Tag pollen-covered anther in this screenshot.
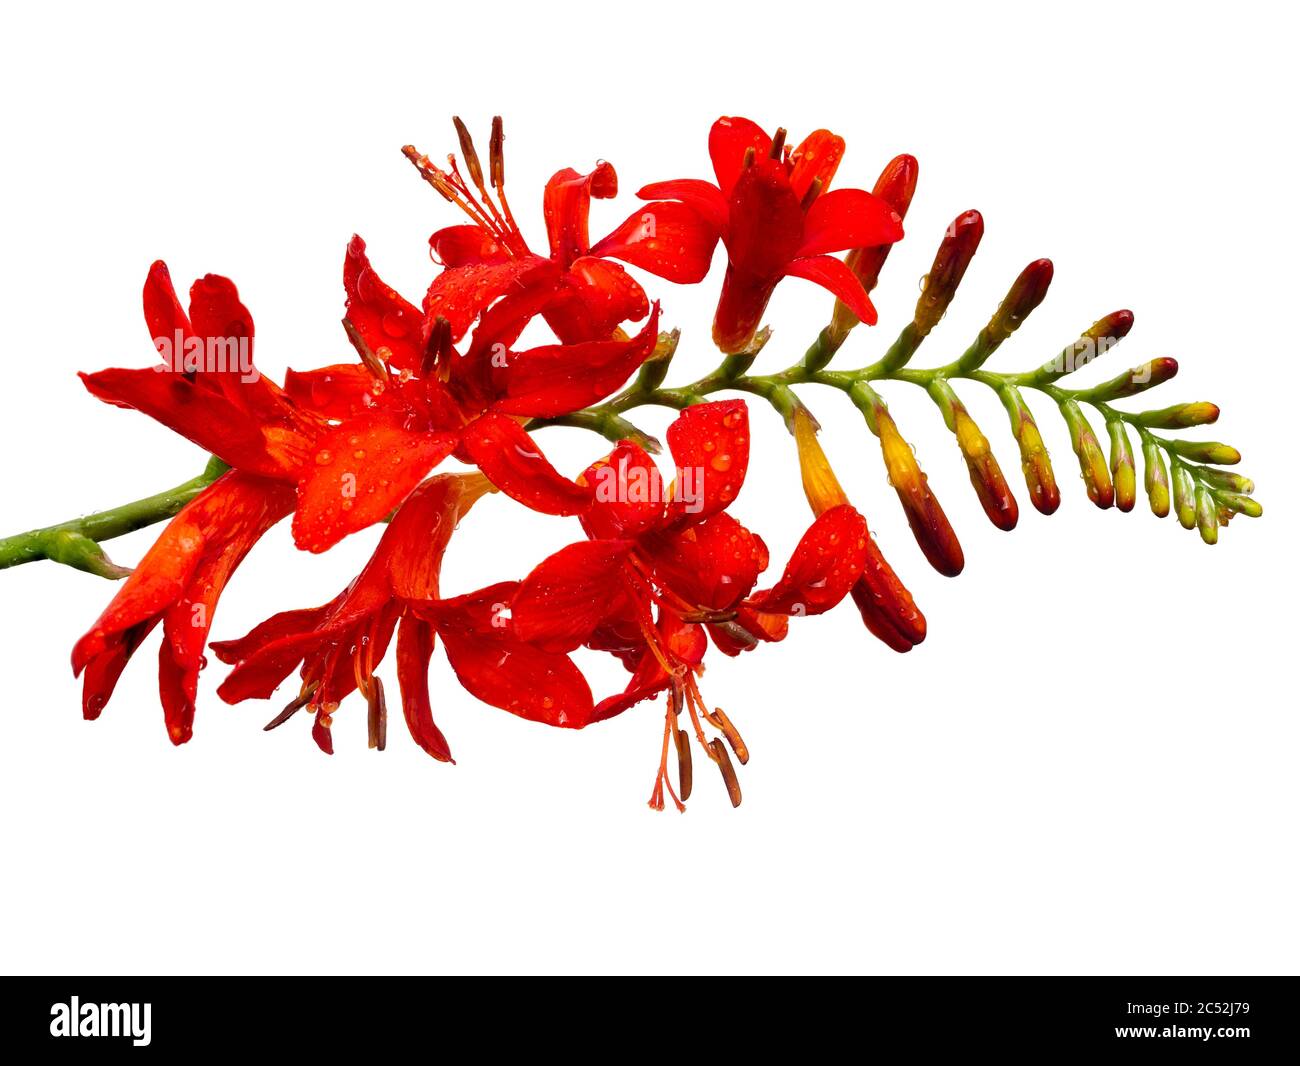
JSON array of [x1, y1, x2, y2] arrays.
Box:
[[710, 740, 743, 808], [705, 706, 749, 765], [263, 680, 319, 731]]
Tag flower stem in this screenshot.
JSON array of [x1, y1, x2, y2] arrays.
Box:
[[0, 456, 229, 577]]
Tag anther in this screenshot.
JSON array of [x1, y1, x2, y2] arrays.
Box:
[[452, 116, 485, 193], [674, 722, 693, 801], [769, 127, 787, 159], [343, 318, 390, 383], [710, 739, 743, 808], [707, 707, 749, 765], [264, 681, 319, 731], [489, 116, 505, 189], [800, 177, 824, 210], [742, 146, 756, 170], [422, 315, 452, 378], [367, 675, 388, 751]]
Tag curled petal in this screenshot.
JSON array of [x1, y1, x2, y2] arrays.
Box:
[[544, 257, 649, 344], [579, 440, 666, 540], [344, 235, 425, 370], [851, 539, 927, 653], [745, 505, 869, 616], [783, 255, 878, 326], [142, 260, 192, 352], [423, 255, 551, 342], [459, 413, 591, 515], [284, 363, 374, 421], [491, 304, 660, 418], [665, 399, 749, 523], [643, 513, 767, 612], [395, 615, 454, 762], [543, 162, 618, 267], [429, 224, 510, 268]]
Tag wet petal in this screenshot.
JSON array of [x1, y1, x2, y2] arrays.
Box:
[[511, 539, 635, 652], [745, 505, 869, 616], [665, 399, 749, 523], [459, 413, 591, 515], [344, 235, 425, 370]]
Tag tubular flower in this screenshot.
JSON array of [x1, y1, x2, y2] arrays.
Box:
[[639, 116, 904, 352], [72, 471, 294, 744], [212, 474, 594, 758], [405, 117, 715, 345], [510, 401, 870, 809]]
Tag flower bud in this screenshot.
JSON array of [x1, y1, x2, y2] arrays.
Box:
[[1079, 357, 1179, 402], [913, 210, 983, 338], [1166, 439, 1241, 465], [999, 386, 1058, 515], [876, 410, 964, 576], [1134, 402, 1220, 430], [1172, 462, 1197, 529], [1194, 485, 1220, 545], [792, 406, 849, 516], [1141, 437, 1171, 517], [1107, 421, 1137, 512], [1060, 400, 1113, 508], [955, 259, 1053, 372], [1196, 468, 1254, 494], [1028, 310, 1134, 385], [831, 154, 920, 340], [952, 407, 1018, 530], [1216, 492, 1262, 518], [851, 538, 927, 652]]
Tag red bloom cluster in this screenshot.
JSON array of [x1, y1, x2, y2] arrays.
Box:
[[72, 116, 918, 808]]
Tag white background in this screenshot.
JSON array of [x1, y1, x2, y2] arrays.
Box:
[[2, 2, 1295, 975]]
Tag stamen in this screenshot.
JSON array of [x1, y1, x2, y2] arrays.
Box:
[[705, 706, 749, 765], [422, 315, 453, 379], [342, 318, 390, 383], [366, 675, 388, 751], [489, 116, 505, 190], [710, 739, 743, 808], [742, 146, 756, 170], [800, 177, 824, 210], [264, 680, 319, 731], [452, 116, 486, 193], [673, 713, 693, 801], [648, 695, 686, 813], [769, 127, 787, 159]]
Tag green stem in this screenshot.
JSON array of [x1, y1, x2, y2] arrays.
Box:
[[0, 457, 229, 576]]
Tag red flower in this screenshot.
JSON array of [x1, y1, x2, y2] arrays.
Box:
[[72, 470, 294, 744], [405, 117, 714, 345], [212, 474, 594, 758], [509, 400, 871, 809], [640, 116, 905, 352], [283, 235, 663, 551]]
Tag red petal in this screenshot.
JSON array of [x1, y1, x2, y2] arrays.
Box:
[[511, 539, 635, 652], [292, 412, 458, 553], [385, 474, 486, 601], [707, 606, 789, 656], [423, 255, 550, 343], [395, 614, 454, 762], [542, 162, 618, 267], [543, 257, 649, 344], [724, 159, 804, 277], [429, 224, 509, 268], [188, 274, 255, 369], [591, 201, 720, 283], [491, 304, 660, 418], [459, 413, 591, 515], [142, 260, 192, 353], [636, 180, 728, 235], [788, 129, 845, 200], [798, 189, 905, 258], [643, 513, 767, 611], [441, 628, 593, 728], [79, 368, 288, 478], [783, 255, 878, 326], [708, 116, 771, 196], [210, 600, 338, 665], [579, 441, 666, 539], [79, 619, 157, 721], [284, 363, 374, 420], [665, 400, 749, 524], [344, 235, 424, 371], [745, 504, 869, 616]]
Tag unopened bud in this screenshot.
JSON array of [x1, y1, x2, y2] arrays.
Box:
[[1079, 357, 1179, 402], [953, 407, 1018, 530], [956, 259, 1053, 372], [1060, 400, 1113, 508], [1134, 403, 1221, 430], [1028, 310, 1134, 385], [877, 411, 964, 576], [1142, 438, 1171, 517], [792, 406, 850, 515], [1000, 386, 1059, 514], [1172, 462, 1197, 529], [913, 210, 983, 338], [1166, 439, 1241, 465], [1194, 485, 1220, 544], [1107, 421, 1137, 512]]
